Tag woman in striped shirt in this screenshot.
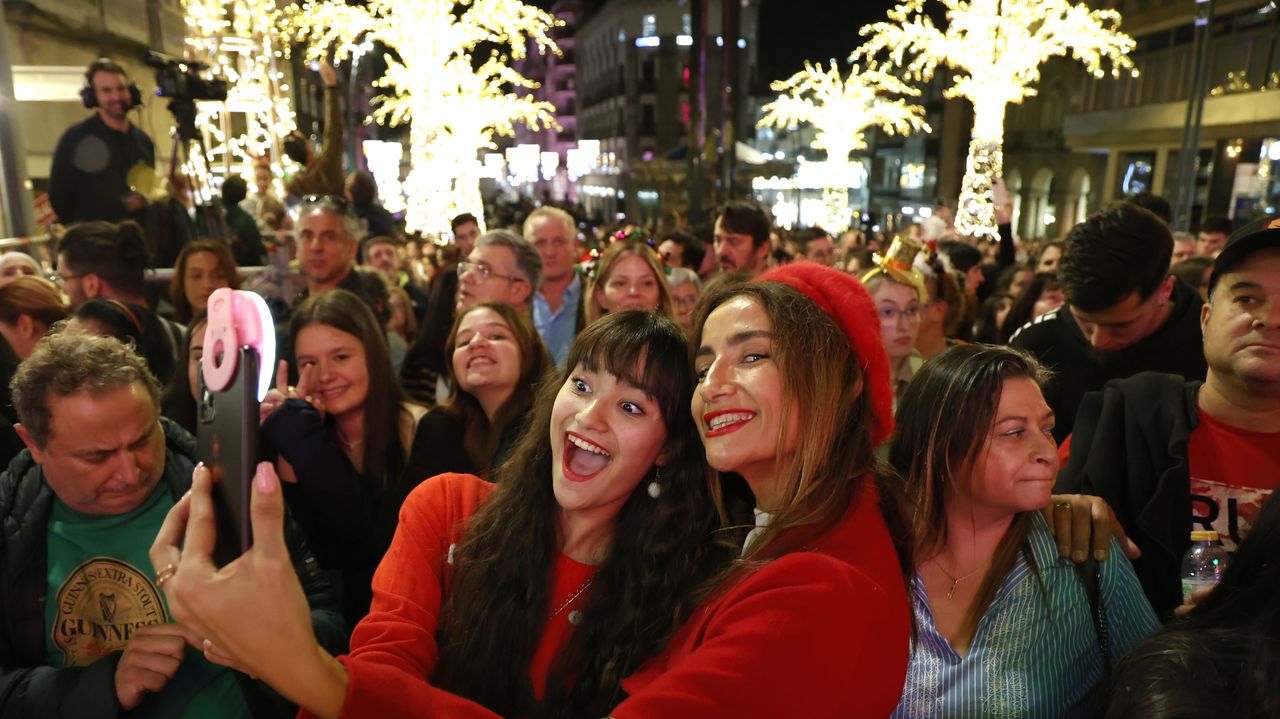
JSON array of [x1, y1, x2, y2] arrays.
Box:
[[887, 345, 1159, 718]]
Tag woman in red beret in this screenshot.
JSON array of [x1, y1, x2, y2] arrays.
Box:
[[611, 263, 913, 718]]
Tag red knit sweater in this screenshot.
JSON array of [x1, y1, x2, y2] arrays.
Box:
[[613, 479, 911, 718], [300, 473, 593, 719]]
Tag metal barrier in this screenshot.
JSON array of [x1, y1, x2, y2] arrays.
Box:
[[0, 234, 53, 251]]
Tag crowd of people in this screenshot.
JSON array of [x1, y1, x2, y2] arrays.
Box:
[[0, 56, 1277, 719]]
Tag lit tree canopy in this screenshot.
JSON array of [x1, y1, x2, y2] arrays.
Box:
[[183, 0, 296, 195], [759, 61, 930, 162], [276, 0, 561, 234], [857, 0, 1136, 239], [759, 61, 930, 232]]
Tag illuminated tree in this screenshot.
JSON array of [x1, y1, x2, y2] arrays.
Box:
[[277, 0, 560, 234], [183, 0, 296, 193], [858, 0, 1136, 239], [759, 61, 930, 232]]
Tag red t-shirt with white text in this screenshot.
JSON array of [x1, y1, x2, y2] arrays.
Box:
[[1187, 408, 1280, 551]]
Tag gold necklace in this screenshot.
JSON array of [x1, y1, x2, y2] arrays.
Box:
[[552, 576, 594, 625], [934, 561, 986, 600]]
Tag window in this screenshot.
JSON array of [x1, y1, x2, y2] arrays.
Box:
[[643, 14, 657, 38]]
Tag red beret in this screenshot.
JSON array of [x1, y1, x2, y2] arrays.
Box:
[[757, 263, 894, 446]]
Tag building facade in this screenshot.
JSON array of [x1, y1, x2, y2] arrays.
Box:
[[574, 0, 760, 225], [1004, 0, 1280, 240]]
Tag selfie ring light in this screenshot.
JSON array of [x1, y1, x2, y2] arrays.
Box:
[[201, 288, 276, 401]]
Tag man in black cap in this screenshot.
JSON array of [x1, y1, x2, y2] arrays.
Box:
[[1056, 215, 1280, 616]]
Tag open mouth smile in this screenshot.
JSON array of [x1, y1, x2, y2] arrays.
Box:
[[703, 409, 756, 437], [563, 431, 612, 481]]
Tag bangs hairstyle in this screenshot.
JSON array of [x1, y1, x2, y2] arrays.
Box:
[[691, 280, 878, 562], [433, 311, 732, 719], [886, 344, 1050, 640]]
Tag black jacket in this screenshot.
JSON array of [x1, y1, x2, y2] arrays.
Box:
[[0, 418, 347, 718], [49, 115, 155, 225], [1055, 372, 1201, 616], [401, 265, 459, 404], [1011, 279, 1207, 443], [264, 399, 447, 624]]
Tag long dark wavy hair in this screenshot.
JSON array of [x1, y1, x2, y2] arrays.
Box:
[[432, 311, 734, 718], [289, 289, 407, 490], [443, 301, 553, 475]]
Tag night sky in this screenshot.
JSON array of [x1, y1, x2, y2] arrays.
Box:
[[756, 0, 898, 85]]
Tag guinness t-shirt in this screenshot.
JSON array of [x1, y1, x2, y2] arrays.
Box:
[[44, 482, 250, 718]]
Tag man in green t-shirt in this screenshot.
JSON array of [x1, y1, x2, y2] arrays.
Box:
[[0, 330, 345, 717]]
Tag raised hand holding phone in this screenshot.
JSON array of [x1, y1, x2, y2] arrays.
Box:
[[149, 463, 349, 717]]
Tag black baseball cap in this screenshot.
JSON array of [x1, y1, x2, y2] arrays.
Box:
[[1208, 215, 1280, 294]]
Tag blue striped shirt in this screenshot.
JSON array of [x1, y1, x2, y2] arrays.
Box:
[[533, 272, 582, 367], [891, 513, 1159, 718]]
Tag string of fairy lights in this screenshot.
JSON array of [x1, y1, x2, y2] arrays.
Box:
[[183, 0, 296, 198]]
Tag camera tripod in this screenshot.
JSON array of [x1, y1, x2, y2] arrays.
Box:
[[164, 96, 227, 242]]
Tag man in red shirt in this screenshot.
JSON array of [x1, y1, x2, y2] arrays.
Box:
[[1057, 215, 1280, 615]]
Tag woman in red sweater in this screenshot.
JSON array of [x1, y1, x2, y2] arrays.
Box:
[[151, 311, 733, 718], [610, 264, 914, 718]]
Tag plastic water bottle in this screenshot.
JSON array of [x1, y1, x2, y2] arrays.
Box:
[[1181, 530, 1231, 603]]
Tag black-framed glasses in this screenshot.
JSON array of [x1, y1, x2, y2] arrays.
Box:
[[50, 271, 83, 286], [458, 260, 524, 284]]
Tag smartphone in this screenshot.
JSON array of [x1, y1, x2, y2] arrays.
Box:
[[196, 289, 275, 566], [197, 347, 259, 566]]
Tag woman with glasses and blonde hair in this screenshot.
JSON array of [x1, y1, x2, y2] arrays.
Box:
[[586, 238, 675, 324], [886, 344, 1158, 716], [862, 235, 928, 410]]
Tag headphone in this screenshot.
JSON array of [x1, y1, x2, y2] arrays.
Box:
[[80, 58, 143, 110]]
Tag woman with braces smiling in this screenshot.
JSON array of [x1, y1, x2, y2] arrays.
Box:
[[610, 263, 914, 718]]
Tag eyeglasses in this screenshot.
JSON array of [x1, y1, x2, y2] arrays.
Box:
[[51, 271, 83, 287], [878, 306, 921, 323], [458, 260, 524, 284]]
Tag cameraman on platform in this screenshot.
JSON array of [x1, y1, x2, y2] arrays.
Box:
[[50, 59, 155, 225]]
